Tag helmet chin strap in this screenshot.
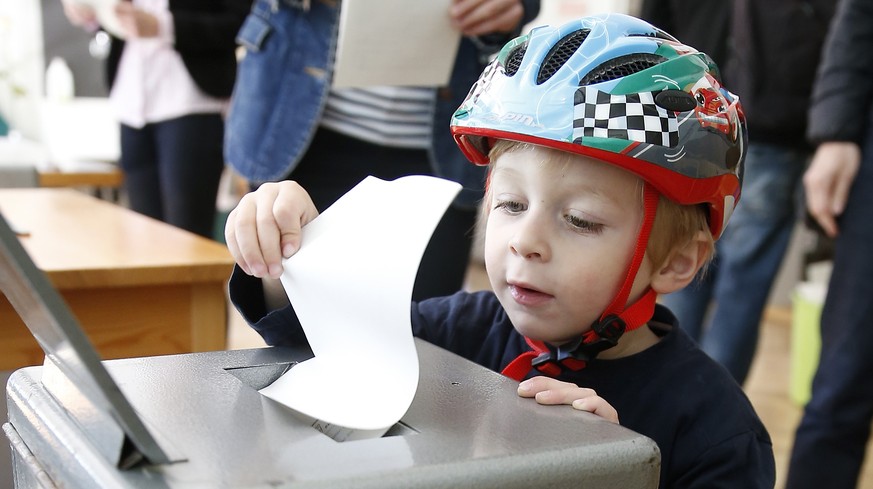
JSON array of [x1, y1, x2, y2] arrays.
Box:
[[502, 183, 660, 381]]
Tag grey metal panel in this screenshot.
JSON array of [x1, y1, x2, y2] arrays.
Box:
[[3, 422, 56, 489], [0, 213, 171, 466], [7, 343, 661, 488]]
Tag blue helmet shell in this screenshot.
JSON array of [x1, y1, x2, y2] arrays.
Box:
[[451, 13, 746, 239]]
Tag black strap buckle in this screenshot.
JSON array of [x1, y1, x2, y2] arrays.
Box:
[[528, 315, 627, 373], [571, 315, 626, 362], [531, 349, 557, 368]]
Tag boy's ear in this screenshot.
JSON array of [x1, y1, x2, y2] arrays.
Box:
[[650, 231, 711, 295]]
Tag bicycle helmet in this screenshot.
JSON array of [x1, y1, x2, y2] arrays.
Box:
[[451, 14, 747, 379], [451, 13, 745, 240]]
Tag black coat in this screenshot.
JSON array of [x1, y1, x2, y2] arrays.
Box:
[[806, 0, 873, 145], [726, 0, 835, 145], [105, 0, 250, 99], [639, 0, 731, 70]]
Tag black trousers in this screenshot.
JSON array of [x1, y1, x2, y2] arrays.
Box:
[[785, 122, 873, 489], [120, 113, 225, 238], [280, 127, 478, 301]]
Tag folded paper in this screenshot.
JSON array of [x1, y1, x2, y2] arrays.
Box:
[[259, 175, 461, 440]]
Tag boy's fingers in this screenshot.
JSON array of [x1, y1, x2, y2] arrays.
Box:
[[273, 181, 319, 260], [517, 376, 561, 397], [533, 387, 598, 406], [244, 181, 320, 279], [224, 207, 249, 275], [232, 193, 271, 277], [572, 398, 619, 424], [253, 184, 288, 278], [518, 376, 591, 402], [224, 181, 319, 279], [517, 377, 618, 423], [224, 181, 320, 279]]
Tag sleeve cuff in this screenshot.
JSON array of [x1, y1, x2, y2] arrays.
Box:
[[156, 9, 175, 44]]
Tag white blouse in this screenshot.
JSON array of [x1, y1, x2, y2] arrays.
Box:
[[109, 0, 226, 128]]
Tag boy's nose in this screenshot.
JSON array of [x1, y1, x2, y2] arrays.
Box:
[[509, 218, 550, 261]]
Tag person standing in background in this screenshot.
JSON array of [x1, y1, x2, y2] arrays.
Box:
[[655, 0, 835, 385], [224, 0, 541, 301], [638, 0, 730, 69], [61, 0, 249, 238], [785, 0, 873, 487]]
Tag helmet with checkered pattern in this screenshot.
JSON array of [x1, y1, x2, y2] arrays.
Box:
[[451, 13, 746, 240]]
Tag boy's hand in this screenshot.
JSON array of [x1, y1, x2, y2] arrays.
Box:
[[518, 376, 619, 424], [225, 181, 320, 280], [449, 0, 524, 37]]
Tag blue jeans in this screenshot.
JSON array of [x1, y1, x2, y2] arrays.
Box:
[[659, 142, 808, 384], [121, 114, 225, 238], [785, 128, 873, 489]]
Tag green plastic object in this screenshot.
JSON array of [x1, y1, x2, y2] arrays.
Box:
[[790, 287, 824, 406]]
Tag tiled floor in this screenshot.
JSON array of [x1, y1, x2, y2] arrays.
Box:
[[743, 307, 873, 489]]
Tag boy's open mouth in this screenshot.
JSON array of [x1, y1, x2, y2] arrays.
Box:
[[508, 283, 553, 306]]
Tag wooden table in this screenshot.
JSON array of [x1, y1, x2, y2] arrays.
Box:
[[37, 162, 124, 202], [0, 188, 235, 370], [37, 167, 123, 189]]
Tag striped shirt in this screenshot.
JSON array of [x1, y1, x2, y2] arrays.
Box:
[[320, 86, 434, 149]]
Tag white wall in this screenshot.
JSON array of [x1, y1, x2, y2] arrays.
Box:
[[0, 0, 45, 140]]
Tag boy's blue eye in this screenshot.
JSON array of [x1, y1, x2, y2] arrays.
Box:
[[566, 214, 603, 234], [494, 200, 525, 213]]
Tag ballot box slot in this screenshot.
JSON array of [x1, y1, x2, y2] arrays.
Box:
[[224, 363, 421, 441], [224, 362, 295, 390]]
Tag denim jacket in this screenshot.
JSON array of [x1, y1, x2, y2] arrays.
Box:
[[224, 0, 540, 209]]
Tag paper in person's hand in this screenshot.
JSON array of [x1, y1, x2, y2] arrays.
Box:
[[332, 0, 462, 88]]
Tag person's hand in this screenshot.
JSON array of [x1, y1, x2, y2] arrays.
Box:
[[61, 0, 98, 29], [803, 141, 861, 238], [114, 3, 160, 38], [517, 376, 619, 424], [449, 0, 524, 37], [225, 181, 320, 280]]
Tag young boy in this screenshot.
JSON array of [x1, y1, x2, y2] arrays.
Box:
[[225, 13, 775, 488]]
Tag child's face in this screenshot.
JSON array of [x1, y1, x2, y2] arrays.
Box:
[[484, 145, 649, 345]]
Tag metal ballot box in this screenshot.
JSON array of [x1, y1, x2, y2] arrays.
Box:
[[5, 342, 660, 488], [0, 212, 661, 488]]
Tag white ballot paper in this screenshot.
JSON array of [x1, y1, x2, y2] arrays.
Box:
[[259, 175, 462, 441], [332, 0, 462, 88], [70, 0, 126, 39]]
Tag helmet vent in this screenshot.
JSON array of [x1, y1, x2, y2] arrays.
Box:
[[504, 44, 527, 76], [579, 53, 667, 86], [629, 30, 678, 42], [536, 29, 590, 84]]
